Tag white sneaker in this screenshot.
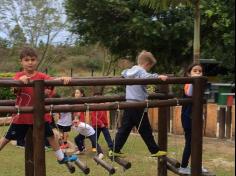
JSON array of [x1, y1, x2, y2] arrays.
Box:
[[202, 166, 208, 173], [98, 153, 104, 160], [179, 167, 191, 174]]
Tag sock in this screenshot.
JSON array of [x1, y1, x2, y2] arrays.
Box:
[[55, 149, 64, 161]]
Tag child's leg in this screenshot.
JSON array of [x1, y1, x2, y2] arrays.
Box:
[[1, 124, 29, 151], [95, 128, 102, 140], [181, 128, 192, 168], [74, 134, 86, 151], [134, 110, 159, 154], [0, 137, 10, 151], [89, 134, 103, 154], [101, 128, 113, 150], [114, 109, 133, 153], [45, 123, 64, 160]]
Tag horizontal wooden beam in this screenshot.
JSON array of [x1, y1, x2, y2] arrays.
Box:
[[0, 77, 207, 87], [0, 93, 174, 106], [0, 98, 192, 113]]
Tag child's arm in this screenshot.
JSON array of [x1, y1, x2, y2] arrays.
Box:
[[184, 84, 193, 96]]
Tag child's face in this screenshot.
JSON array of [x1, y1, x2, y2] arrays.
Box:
[[75, 89, 82, 98], [141, 62, 154, 71], [20, 56, 38, 73], [190, 65, 203, 77]]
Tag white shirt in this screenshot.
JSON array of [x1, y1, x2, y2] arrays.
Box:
[[57, 112, 72, 127], [72, 122, 95, 137]]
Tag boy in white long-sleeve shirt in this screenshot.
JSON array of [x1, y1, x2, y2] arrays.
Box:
[[73, 119, 104, 159]]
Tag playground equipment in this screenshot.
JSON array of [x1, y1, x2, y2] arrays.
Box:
[[0, 76, 215, 176]]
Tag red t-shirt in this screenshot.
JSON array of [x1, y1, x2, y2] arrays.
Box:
[[12, 71, 52, 124], [91, 111, 108, 128]]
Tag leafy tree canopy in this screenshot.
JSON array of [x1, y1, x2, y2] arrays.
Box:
[[65, 0, 234, 76], [65, 0, 194, 73]]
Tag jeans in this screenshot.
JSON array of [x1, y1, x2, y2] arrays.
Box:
[[181, 128, 192, 168], [74, 134, 103, 154], [114, 108, 159, 154], [96, 127, 113, 150]]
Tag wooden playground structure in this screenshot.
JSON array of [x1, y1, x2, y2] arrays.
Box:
[[0, 76, 216, 176]]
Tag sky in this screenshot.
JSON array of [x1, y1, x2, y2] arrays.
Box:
[[0, 0, 75, 45]]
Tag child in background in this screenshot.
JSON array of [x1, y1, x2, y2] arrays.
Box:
[[0, 47, 77, 164], [179, 63, 208, 174], [91, 92, 113, 151], [109, 50, 168, 158], [57, 111, 73, 149], [73, 88, 96, 152], [72, 118, 104, 159]]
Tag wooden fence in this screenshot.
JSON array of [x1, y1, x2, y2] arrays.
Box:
[[0, 77, 207, 176]]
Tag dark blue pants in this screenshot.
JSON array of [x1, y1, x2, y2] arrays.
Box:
[[74, 134, 103, 154], [96, 127, 113, 150], [114, 108, 159, 154], [181, 128, 192, 168]]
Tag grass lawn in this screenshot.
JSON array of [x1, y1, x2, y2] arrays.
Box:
[[0, 129, 234, 176]]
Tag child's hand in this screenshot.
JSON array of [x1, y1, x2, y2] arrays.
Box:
[[19, 75, 30, 84], [55, 77, 72, 85], [158, 75, 168, 81]]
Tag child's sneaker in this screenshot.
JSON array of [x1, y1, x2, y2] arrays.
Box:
[[202, 166, 208, 173], [178, 167, 191, 174], [91, 148, 97, 152], [58, 155, 77, 164], [108, 150, 125, 158], [97, 153, 104, 160], [150, 150, 167, 157]]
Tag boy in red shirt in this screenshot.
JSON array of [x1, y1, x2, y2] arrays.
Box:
[[91, 92, 113, 151], [0, 47, 77, 164]]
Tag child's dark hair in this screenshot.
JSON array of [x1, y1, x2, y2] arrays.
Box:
[[75, 88, 85, 97], [184, 63, 203, 77], [20, 47, 38, 60]]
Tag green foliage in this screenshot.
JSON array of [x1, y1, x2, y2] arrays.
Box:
[[10, 25, 26, 47], [65, 0, 194, 73], [0, 37, 10, 48], [65, 0, 234, 80], [201, 0, 235, 80], [0, 72, 16, 100]]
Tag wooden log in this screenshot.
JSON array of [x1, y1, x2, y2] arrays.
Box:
[[191, 78, 206, 176], [65, 162, 76, 173], [33, 80, 46, 176], [164, 156, 181, 168], [93, 156, 115, 175], [74, 159, 90, 175], [226, 106, 232, 139], [218, 107, 226, 139], [25, 128, 34, 176], [109, 157, 131, 170]]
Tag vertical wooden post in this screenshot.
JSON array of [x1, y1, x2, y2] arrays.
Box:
[[226, 106, 232, 139], [219, 107, 226, 139], [191, 77, 207, 176], [25, 128, 34, 176], [158, 85, 169, 176], [33, 80, 46, 176]]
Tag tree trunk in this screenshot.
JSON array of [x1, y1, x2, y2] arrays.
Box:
[[193, 0, 200, 64]]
